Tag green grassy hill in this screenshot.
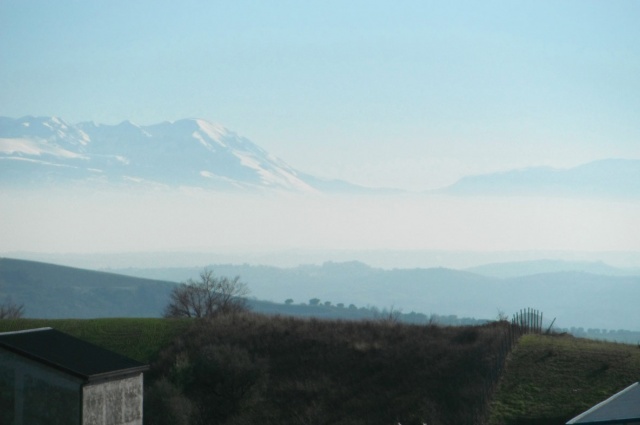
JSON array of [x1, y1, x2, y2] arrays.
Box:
[[0, 318, 190, 363], [489, 334, 640, 425]]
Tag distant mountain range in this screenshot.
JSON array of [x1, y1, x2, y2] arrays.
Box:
[[466, 259, 640, 279], [2, 115, 639, 196], [435, 159, 640, 198], [0, 116, 379, 193]]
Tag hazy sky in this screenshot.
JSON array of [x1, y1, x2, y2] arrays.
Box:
[[2, 0, 639, 190]]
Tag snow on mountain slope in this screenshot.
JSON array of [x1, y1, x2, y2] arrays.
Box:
[[0, 116, 325, 192], [0, 137, 85, 159]]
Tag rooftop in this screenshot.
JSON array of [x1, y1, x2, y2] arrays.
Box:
[[0, 327, 148, 382], [567, 382, 640, 424]]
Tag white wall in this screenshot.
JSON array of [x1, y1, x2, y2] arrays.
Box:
[[82, 373, 144, 425]]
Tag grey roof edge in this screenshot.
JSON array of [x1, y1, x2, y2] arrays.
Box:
[[6, 347, 149, 381], [566, 382, 640, 424], [0, 328, 149, 381], [86, 365, 150, 383], [0, 343, 91, 380], [0, 327, 53, 336]]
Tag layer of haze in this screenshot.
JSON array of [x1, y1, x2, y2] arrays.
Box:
[[3, 189, 640, 268], [2, 1, 640, 190]]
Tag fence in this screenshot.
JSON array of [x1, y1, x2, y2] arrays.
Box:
[[511, 308, 544, 335], [474, 308, 545, 424]]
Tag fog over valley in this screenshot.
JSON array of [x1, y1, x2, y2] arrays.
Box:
[[3, 188, 640, 265]]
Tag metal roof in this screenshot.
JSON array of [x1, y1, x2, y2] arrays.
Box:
[[0, 327, 148, 382], [567, 382, 640, 424]]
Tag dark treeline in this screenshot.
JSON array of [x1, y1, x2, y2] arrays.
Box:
[[249, 298, 486, 326]]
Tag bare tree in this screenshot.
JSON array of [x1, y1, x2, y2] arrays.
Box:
[[164, 269, 250, 318], [0, 298, 24, 319], [373, 305, 402, 325]]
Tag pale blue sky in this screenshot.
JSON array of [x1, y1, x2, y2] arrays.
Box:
[[2, 0, 639, 190]]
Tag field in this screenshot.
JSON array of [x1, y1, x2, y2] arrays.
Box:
[[489, 333, 640, 425], [0, 318, 190, 363]]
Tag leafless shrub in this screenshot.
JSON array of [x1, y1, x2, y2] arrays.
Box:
[[0, 298, 24, 319], [163, 269, 249, 318]]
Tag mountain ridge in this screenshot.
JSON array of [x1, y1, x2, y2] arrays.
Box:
[[435, 158, 640, 198], [0, 115, 374, 193], [3, 115, 640, 197]]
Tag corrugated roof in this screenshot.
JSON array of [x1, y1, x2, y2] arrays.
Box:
[[0, 327, 148, 382], [567, 382, 640, 424]]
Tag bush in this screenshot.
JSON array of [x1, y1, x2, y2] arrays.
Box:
[[148, 314, 514, 425]]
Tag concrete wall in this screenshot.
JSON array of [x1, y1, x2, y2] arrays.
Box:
[[82, 373, 144, 425], [0, 348, 82, 425]]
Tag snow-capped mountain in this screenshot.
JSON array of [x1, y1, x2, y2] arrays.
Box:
[[0, 116, 363, 193]]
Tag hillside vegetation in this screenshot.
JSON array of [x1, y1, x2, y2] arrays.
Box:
[[145, 314, 513, 425], [0, 317, 514, 425], [2, 317, 640, 424]]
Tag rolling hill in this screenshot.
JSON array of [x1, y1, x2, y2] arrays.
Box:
[[112, 261, 640, 332], [4, 257, 640, 335], [0, 257, 174, 318]]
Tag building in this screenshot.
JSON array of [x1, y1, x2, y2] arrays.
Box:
[[0, 327, 149, 425], [566, 382, 640, 424]]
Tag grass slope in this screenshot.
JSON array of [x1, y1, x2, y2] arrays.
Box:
[[489, 334, 640, 425], [0, 318, 190, 363]]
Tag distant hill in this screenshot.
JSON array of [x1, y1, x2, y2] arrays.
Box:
[[113, 261, 497, 317], [4, 257, 640, 333], [0, 257, 175, 318], [0, 257, 470, 324], [435, 158, 640, 198], [466, 259, 640, 279], [113, 261, 640, 332]]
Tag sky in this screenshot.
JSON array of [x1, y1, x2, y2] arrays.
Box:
[[1, 0, 640, 270], [1, 0, 640, 191]]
